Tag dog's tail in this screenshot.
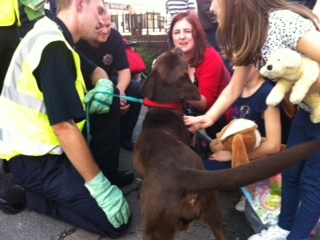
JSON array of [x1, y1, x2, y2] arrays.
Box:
[[182, 141, 320, 193]]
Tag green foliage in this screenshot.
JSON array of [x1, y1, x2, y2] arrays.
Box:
[[135, 41, 167, 76], [135, 46, 155, 76]]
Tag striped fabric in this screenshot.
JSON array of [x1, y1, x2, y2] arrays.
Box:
[[166, 0, 196, 29]]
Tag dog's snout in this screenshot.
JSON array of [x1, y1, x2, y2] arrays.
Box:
[[171, 47, 184, 56], [267, 65, 273, 71]]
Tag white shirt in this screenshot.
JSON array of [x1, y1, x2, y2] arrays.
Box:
[[165, 0, 196, 30], [261, 10, 315, 65]]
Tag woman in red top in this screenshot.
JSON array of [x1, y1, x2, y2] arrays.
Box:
[[168, 12, 231, 138]]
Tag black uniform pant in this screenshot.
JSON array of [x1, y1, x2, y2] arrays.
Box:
[[83, 87, 121, 176], [120, 80, 143, 142], [83, 83, 143, 176], [9, 154, 130, 238]]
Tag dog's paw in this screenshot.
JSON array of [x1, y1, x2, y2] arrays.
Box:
[[310, 113, 320, 123], [266, 92, 284, 106], [290, 84, 308, 104], [289, 91, 305, 104], [309, 104, 320, 123]]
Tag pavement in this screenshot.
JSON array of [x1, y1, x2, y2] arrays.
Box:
[[0, 106, 256, 240]]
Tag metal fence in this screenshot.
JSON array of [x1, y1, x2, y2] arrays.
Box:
[[111, 12, 167, 36]]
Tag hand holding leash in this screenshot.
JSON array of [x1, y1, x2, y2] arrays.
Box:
[[84, 79, 114, 114]]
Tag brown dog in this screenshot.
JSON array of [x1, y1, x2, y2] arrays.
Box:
[[133, 47, 320, 240]]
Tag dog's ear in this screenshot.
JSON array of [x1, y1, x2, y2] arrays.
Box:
[[140, 51, 169, 99], [140, 71, 158, 99], [177, 73, 201, 101]]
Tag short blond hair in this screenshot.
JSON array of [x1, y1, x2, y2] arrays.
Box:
[[56, 0, 91, 13]]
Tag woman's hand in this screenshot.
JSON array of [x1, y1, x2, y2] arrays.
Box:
[[209, 150, 232, 162]]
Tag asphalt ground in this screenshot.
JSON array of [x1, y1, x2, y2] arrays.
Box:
[[0, 106, 256, 240]]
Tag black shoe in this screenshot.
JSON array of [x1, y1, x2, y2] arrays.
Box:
[[120, 140, 135, 152], [0, 198, 26, 214], [107, 170, 134, 188], [0, 172, 26, 214]]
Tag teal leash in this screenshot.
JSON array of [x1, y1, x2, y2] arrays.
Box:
[[86, 104, 92, 145], [85, 92, 143, 145]]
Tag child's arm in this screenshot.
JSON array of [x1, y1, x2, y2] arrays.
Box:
[[296, 29, 320, 93], [184, 65, 251, 131], [248, 106, 282, 159]]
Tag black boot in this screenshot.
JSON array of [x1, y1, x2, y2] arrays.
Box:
[[0, 160, 26, 214], [2, 160, 10, 173]]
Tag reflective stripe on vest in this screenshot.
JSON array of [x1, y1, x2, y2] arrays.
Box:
[[0, 17, 86, 160], [0, 0, 21, 26]]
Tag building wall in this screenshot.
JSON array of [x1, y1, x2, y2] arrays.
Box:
[[105, 0, 166, 14], [105, 1, 168, 36]]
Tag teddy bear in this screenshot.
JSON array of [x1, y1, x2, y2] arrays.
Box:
[[260, 48, 320, 123], [209, 118, 263, 168]]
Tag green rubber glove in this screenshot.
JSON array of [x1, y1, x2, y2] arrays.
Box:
[[84, 79, 114, 114], [85, 172, 131, 228]]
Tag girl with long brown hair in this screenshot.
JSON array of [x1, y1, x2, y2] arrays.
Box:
[[185, 1, 320, 239]]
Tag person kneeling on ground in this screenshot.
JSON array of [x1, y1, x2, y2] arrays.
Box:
[[0, 0, 131, 237]]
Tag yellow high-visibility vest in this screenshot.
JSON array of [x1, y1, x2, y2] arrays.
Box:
[[0, 17, 87, 160], [0, 0, 21, 26]]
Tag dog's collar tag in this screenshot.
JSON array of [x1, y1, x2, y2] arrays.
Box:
[[143, 99, 183, 110]]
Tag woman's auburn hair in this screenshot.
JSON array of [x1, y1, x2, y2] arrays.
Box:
[[168, 12, 208, 68], [217, 0, 319, 66]]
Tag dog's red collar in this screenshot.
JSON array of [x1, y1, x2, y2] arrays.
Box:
[[143, 99, 183, 110]]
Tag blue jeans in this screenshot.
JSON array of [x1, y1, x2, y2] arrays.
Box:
[[278, 109, 320, 240], [203, 159, 231, 171]]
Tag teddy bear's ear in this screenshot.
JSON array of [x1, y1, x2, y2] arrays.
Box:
[[283, 50, 302, 68]]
